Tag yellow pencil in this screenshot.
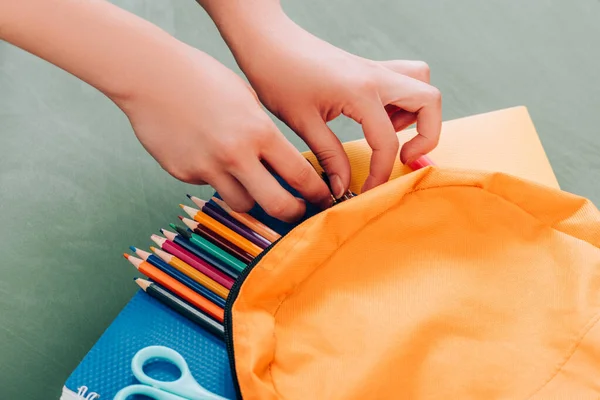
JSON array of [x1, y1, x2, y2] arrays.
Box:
[[150, 246, 229, 299], [180, 205, 263, 257]]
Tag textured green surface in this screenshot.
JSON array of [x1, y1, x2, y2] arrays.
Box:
[[1, 1, 599, 398]]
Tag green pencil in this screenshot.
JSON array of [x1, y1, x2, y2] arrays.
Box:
[[180, 217, 247, 273]]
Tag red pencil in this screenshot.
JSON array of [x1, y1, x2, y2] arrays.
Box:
[[150, 234, 234, 290]]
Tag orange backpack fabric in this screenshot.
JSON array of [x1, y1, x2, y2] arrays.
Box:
[[227, 167, 600, 399]]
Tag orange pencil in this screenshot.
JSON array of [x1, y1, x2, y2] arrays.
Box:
[[124, 254, 224, 323], [150, 246, 229, 300], [180, 205, 263, 257], [209, 197, 281, 243]]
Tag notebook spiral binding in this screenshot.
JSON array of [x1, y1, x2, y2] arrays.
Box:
[[76, 386, 100, 400]]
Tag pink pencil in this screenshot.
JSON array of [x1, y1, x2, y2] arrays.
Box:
[[150, 234, 234, 289]]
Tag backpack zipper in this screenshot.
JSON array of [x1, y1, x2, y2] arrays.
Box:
[[224, 238, 281, 399]]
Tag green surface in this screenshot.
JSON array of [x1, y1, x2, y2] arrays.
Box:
[[1, 1, 599, 398]]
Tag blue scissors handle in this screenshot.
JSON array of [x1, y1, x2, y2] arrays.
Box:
[[113, 346, 228, 400]]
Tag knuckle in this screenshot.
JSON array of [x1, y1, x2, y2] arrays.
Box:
[[230, 199, 254, 214], [263, 198, 289, 219], [426, 86, 442, 105], [383, 137, 400, 155], [414, 61, 431, 82], [247, 117, 277, 144], [287, 163, 314, 188], [215, 145, 244, 169], [167, 166, 206, 185], [356, 75, 379, 93]]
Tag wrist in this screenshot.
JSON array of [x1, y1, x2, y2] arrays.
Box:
[[204, 0, 294, 60]]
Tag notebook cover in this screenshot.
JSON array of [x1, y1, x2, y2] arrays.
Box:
[[303, 106, 560, 193], [61, 291, 236, 399], [62, 106, 556, 399]]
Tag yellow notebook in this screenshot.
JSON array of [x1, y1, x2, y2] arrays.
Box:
[[303, 106, 559, 193]]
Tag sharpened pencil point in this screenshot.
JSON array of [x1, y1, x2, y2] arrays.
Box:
[[162, 229, 176, 241], [123, 253, 130, 260], [188, 196, 206, 208], [169, 223, 178, 230], [129, 246, 137, 253], [180, 204, 198, 218], [186, 194, 192, 199], [181, 217, 197, 230], [135, 278, 152, 291], [124, 254, 143, 269], [150, 234, 166, 247]]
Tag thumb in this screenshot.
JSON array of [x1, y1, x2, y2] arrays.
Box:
[[293, 113, 351, 199]]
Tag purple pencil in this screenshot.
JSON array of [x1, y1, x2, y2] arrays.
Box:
[[186, 196, 271, 249]]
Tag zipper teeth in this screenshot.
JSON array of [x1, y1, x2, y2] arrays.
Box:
[[224, 239, 281, 399]]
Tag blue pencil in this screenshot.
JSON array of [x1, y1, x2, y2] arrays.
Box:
[[129, 247, 225, 308]]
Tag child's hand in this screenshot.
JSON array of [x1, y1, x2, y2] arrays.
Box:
[[116, 45, 332, 222], [208, 3, 442, 196], [1, 0, 331, 222]]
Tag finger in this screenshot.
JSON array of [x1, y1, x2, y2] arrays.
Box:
[[291, 113, 351, 200], [232, 160, 306, 223], [260, 131, 333, 208], [346, 98, 399, 192], [388, 109, 417, 132], [210, 174, 255, 212], [380, 60, 430, 130], [381, 74, 442, 164], [378, 60, 430, 83]]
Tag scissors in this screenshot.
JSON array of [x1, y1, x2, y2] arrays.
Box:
[[113, 346, 229, 400]]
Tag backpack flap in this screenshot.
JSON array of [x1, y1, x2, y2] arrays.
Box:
[[226, 168, 600, 399]]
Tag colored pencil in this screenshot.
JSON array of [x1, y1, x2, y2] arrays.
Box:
[[150, 246, 229, 299], [170, 222, 254, 264], [180, 205, 263, 257], [136, 278, 224, 339], [177, 218, 247, 273], [132, 246, 226, 307], [185, 224, 248, 273], [210, 197, 281, 243], [186, 196, 271, 249], [408, 155, 436, 170], [124, 254, 224, 322], [160, 228, 238, 280], [150, 234, 234, 289]]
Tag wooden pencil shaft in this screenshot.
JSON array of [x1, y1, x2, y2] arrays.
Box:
[[138, 260, 224, 322], [145, 282, 224, 339]]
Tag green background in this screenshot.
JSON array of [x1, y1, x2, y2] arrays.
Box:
[[1, 1, 599, 398]]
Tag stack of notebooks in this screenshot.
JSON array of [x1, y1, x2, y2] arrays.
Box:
[[61, 107, 559, 399]]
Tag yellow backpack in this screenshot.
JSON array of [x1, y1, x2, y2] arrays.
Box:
[[225, 108, 600, 399]]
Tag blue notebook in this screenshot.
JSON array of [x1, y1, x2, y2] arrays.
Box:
[[61, 177, 322, 400]]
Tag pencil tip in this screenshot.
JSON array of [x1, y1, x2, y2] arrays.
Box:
[[186, 194, 192, 199], [169, 223, 177, 230], [129, 246, 136, 253], [123, 253, 129, 259], [179, 204, 184, 209], [178, 215, 184, 221]]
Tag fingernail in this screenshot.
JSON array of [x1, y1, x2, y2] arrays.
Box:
[[319, 195, 335, 210], [330, 174, 345, 199], [408, 155, 436, 170]]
